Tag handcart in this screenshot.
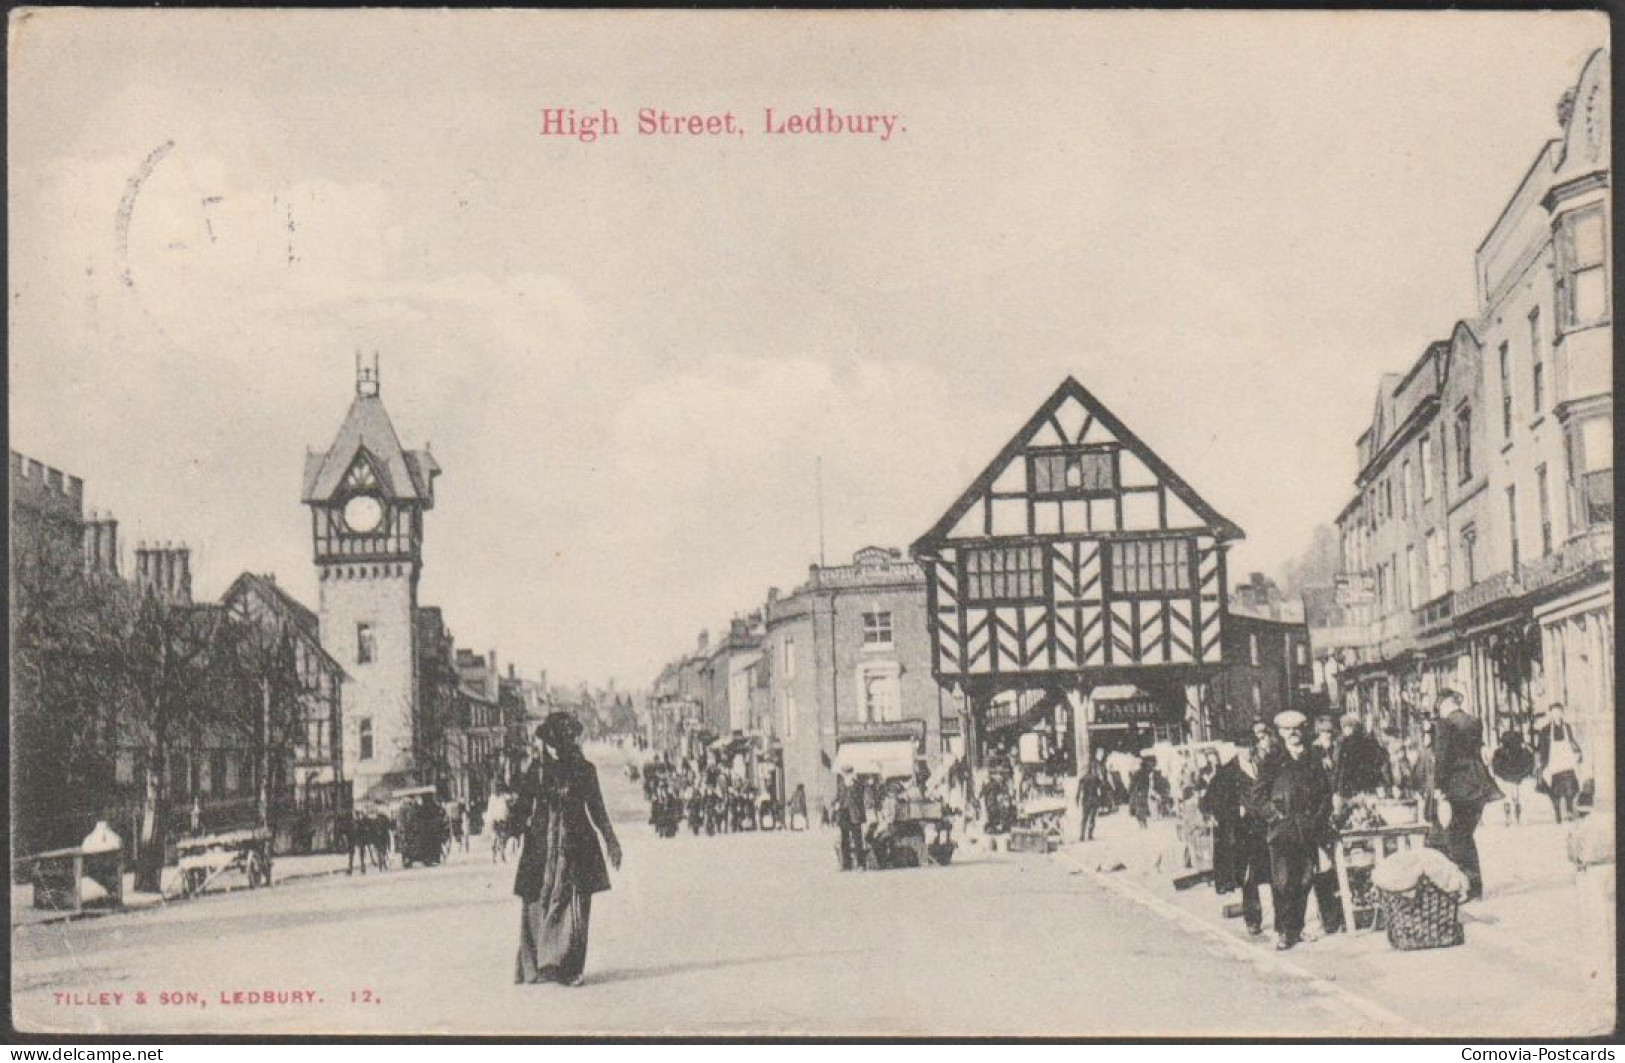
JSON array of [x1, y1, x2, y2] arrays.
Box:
[[177, 829, 273, 897]]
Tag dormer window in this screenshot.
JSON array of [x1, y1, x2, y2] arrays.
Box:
[[1029, 447, 1116, 498]]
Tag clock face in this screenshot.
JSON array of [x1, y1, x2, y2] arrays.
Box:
[[342, 494, 385, 534]]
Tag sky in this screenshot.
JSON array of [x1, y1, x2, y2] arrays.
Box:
[[8, 10, 1608, 690]]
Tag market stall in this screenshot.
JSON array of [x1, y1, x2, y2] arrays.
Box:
[[1332, 796, 1432, 933]]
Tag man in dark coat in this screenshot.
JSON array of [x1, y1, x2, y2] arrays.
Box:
[[1253, 710, 1335, 951], [1076, 766, 1105, 842], [1334, 713, 1392, 800], [1200, 742, 1270, 935], [1432, 689, 1501, 901], [836, 765, 867, 870]]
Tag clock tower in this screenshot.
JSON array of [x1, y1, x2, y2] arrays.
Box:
[[302, 355, 441, 797]]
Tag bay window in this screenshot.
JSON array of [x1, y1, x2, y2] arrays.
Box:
[[1558, 206, 1609, 330]]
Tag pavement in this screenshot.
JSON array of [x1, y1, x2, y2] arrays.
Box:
[[10, 754, 1614, 1038], [1053, 799, 1616, 1038], [11, 853, 357, 930]]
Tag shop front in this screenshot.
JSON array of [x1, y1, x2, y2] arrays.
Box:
[[1535, 577, 1614, 803], [1086, 684, 1182, 756], [834, 719, 925, 782]]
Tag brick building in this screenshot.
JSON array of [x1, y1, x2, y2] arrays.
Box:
[[761, 547, 951, 807]]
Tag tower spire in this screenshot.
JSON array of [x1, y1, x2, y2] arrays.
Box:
[[356, 350, 381, 398]]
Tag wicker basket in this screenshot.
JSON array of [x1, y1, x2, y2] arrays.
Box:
[[1375, 875, 1464, 950]]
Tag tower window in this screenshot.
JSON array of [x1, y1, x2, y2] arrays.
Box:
[[357, 622, 375, 664], [359, 718, 374, 761]]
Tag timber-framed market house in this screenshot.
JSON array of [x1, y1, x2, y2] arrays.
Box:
[[911, 377, 1244, 774]]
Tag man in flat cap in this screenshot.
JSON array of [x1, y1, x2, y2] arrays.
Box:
[[1432, 689, 1501, 901], [1252, 709, 1336, 950]]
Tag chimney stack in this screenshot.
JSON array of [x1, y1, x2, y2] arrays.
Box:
[[103, 518, 120, 575], [82, 515, 120, 576], [174, 545, 192, 604]]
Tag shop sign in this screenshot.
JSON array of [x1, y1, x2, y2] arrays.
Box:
[[1094, 699, 1164, 724], [1336, 574, 1375, 606]]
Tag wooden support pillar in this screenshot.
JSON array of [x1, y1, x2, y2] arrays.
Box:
[[964, 688, 986, 772], [1067, 687, 1093, 777], [1183, 681, 1208, 743]]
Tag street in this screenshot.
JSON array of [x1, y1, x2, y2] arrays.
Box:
[[15, 758, 1369, 1038]]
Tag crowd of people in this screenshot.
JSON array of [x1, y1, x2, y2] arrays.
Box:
[[1178, 693, 1587, 952], [637, 757, 811, 838]]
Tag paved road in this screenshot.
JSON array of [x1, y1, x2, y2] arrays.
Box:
[[15, 760, 1371, 1037]]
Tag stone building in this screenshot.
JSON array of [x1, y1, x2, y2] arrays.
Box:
[[302, 357, 441, 798]]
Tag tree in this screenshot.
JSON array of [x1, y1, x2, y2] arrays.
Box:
[[1280, 524, 1342, 597], [100, 586, 230, 892], [215, 613, 306, 835], [11, 531, 121, 855]]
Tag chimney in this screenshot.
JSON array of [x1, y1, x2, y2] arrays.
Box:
[[174, 546, 192, 604], [102, 519, 119, 576], [83, 516, 120, 576]]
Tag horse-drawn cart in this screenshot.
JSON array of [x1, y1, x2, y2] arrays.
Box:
[[392, 786, 449, 868], [176, 829, 273, 897]]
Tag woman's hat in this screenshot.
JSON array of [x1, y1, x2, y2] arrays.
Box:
[[537, 711, 584, 747]]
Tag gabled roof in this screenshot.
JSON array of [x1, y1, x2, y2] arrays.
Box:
[[301, 394, 439, 504], [220, 572, 346, 677], [912, 376, 1243, 552]]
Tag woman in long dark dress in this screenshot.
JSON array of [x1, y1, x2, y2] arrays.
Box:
[[513, 713, 622, 986]]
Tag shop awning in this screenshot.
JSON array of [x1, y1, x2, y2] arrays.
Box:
[[1091, 684, 1151, 701], [834, 739, 916, 780]]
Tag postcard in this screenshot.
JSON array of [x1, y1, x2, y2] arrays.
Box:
[[8, 8, 1615, 1038]]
